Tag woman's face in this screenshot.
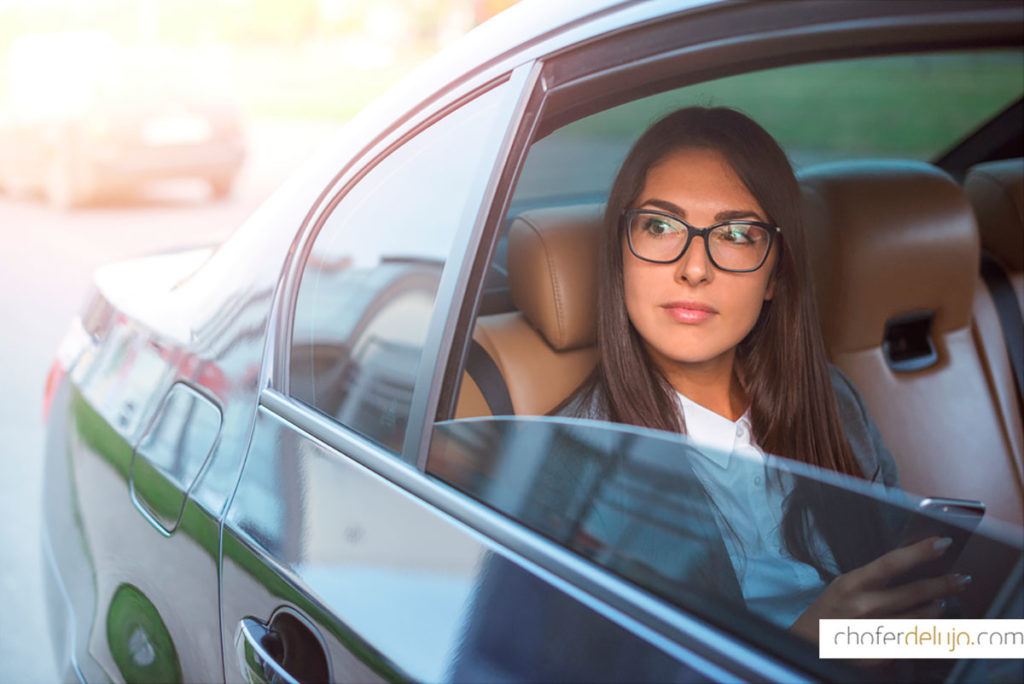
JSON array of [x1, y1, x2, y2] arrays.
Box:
[[622, 146, 778, 376]]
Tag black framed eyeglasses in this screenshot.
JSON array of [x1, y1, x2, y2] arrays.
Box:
[[623, 209, 781, 273]]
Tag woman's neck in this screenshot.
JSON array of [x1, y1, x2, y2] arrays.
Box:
[[656, 351, 747, 421]]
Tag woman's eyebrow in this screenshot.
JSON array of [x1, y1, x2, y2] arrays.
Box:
[[639, 199, 766, 223], [639, 198, 686, 216], [714, 208, 766, 222]]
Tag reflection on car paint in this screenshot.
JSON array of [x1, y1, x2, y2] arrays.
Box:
[[130, 383, 223, 534]]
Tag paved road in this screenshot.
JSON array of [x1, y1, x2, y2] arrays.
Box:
[[0, 118, 344, 682]]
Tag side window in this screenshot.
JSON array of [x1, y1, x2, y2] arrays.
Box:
[[289, 81, 512, 454]]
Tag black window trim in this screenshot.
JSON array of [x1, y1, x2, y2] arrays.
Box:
[[540, 0, 1021, 132]]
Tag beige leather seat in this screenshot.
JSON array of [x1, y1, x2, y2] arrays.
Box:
[[964, 159, 1024, 488], [801, 160, 1024, 525], [455, 204, 602, 418], [965, 158, 1024, 307]]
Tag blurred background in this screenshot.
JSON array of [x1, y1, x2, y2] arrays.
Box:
[[0, 1, 515, 680]]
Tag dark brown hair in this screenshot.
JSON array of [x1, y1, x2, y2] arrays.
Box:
[[570, 106, 872, 576]]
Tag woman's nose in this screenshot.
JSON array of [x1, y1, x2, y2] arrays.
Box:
[[675, 236, 712, 285]]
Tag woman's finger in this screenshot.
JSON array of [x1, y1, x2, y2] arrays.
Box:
[[870, 573, 969, 615], [853, 537, 953, 587]]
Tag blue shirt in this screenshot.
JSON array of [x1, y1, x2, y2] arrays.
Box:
[[675, 391, 837, 627]]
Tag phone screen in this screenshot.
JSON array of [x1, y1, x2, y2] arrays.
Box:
[[894, 498, 985, 584]]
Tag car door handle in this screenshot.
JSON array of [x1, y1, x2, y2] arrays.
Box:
[[236, 613, 330, 684], [236, 617, 300, 684]]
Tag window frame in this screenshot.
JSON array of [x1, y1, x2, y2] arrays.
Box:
[[268, 63, 538, 467], [255, 1, 1023, 680]]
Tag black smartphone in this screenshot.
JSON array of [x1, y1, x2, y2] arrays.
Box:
[[895, 497, 985, 584]]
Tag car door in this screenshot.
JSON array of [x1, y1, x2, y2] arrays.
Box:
[[218, 67, 532, 683], [58, 298, 241, 682]]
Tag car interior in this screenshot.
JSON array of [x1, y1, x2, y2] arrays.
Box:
[[444, 49, 1024, 531]]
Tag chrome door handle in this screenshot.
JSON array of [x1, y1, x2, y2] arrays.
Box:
[[236, 617, 300, 684]]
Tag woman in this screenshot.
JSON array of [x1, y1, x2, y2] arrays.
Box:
[[562, 106, 968, 641]]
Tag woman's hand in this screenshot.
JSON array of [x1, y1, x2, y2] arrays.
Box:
[[789, 536, 971, 644]]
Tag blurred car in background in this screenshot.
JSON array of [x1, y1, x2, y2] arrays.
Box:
[[0, 31, 245, 209]]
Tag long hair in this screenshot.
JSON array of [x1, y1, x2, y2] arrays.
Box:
[[569, 106, 874, 576]]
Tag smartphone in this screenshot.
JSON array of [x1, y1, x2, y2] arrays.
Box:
[[895, 497, 985, 584]]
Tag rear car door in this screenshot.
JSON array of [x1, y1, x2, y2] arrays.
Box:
[[219, 68, 530, 683]]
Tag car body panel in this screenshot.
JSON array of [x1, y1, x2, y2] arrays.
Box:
[[221, 402, 751, 682]]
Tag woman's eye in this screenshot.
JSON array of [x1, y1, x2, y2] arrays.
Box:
[[717, 225, 758, 245], [643, 219, 673, 236]]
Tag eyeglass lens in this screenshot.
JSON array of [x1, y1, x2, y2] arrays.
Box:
[[628, 211, 772, 271]]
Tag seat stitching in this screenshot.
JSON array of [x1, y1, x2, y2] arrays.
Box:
[[520, 215, 566, 348]]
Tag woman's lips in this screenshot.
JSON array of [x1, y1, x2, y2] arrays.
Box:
[[662, 301, 717, 324]]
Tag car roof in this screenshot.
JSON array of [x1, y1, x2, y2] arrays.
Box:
[[342, 0, 714, 149]]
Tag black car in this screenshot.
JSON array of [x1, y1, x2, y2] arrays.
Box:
[[43, 1, 1023, 681]]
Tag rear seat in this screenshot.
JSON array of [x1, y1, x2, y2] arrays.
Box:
[[965, 158, 1024, 308], [965, 159, 1024, 506], [455, 204, 601, 418], [801, 160, 1023, 525]]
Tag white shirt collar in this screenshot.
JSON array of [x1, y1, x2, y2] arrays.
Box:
[[675, 390, 754, 469]]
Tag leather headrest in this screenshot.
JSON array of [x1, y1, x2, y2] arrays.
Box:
[[965, 158, 1024, 272], [799, 160, 979, 354], [507, 204, 603, 351]]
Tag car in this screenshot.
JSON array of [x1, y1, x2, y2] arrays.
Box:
[[42, 1, 1023, 682], [0, 32, 245, 209]]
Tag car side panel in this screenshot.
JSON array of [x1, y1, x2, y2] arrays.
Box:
[[220, 406, 707, 683], [43, 248, 280, 680], [53, 334, 222, 681]]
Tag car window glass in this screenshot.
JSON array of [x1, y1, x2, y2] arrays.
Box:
[[426, 416, 1024, 679], [513, 50, 1023, 205], [290, 83, 510, 454]]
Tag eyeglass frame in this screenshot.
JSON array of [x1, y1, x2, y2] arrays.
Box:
[[622, 208, 782, 273]]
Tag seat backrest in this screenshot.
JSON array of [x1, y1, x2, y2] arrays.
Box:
[[801, 160, 1023, 525], [965, 158, 1024, 305], [964, 158, 1024, 500], [455, 204, 602, 418]]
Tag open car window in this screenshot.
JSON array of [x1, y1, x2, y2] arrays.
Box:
[[476, 49, 1023, 315], [426, 416, 1024, 680], [513, 50, 1022, 207]]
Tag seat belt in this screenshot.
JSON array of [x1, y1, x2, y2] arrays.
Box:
[[980, 253, 1024, 399], [465, 339, 515, 416]]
